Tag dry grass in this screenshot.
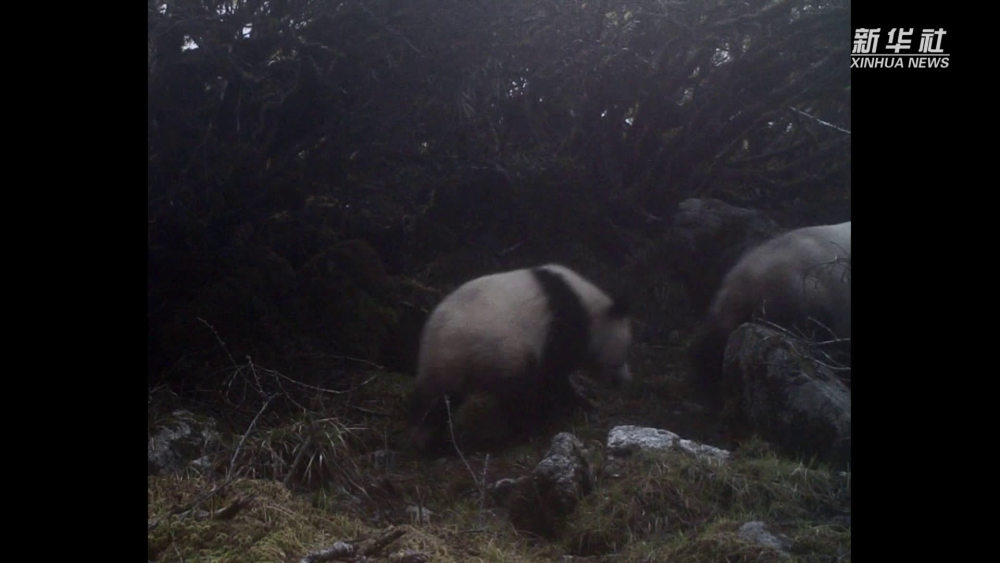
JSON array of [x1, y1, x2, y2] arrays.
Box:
[[149, 362, 849, 562], [565, 444, 850, 560]]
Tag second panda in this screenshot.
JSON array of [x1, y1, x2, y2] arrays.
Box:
[[410, 264, 632, 453], [693, 221, 851, 400]]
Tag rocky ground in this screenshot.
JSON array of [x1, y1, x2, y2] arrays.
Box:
[[147, 341, 850, 562]]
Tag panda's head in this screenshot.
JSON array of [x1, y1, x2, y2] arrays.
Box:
[[537, 264, 633, 386], [588, 298, 633, 385]]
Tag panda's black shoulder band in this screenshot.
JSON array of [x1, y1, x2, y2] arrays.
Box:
[[531, 267, 590, 377]]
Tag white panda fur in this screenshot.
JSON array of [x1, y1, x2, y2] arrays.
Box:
[[709, 221, 851, 337], [410, 264, 632, 452], [694, 221, 851, 399]]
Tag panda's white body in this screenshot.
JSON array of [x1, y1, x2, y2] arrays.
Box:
[[411, 264, 632, 452], [708, 221, 851, 338], [694, 222, 851, 399]]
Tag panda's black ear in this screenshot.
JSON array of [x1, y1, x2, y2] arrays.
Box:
[[608, 296, 630, 319]]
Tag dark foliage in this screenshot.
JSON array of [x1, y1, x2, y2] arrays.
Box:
[[148, 0, 850, 389]]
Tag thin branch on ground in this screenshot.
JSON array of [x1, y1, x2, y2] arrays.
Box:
[[444, 395, 478, 485], [229, 392, 277, 479], [445, 395, 490, 528], [789, 106, 851, 135], [758, 319, 852, 374], [299, 527, 407, 563]]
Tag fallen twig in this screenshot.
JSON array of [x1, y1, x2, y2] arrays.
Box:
[[229, 393, 277, 479], [211, 495, 250, 520], [789, 106, 851, 135], [445, 396, 490, 530], [299, 540, 354, 563], [299, 527, 406, 562]]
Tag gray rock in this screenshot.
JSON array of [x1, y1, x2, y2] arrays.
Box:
[[505, 432, 593, 537], [738, 521, 790, 555], [606, 425, 730, 462], [723, 323, 851, 464], [607, 425, 678, 454], [676, 438, 731, 460], [533, 433, 594, 513], [665, 198, 780, 307], [148, 410, 221, 475]]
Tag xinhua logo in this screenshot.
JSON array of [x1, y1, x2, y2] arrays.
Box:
[[851, 28, 949, 69]]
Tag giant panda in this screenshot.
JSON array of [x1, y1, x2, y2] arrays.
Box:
[[410, 264, 632, 453], [693, 221, 851, 402]]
